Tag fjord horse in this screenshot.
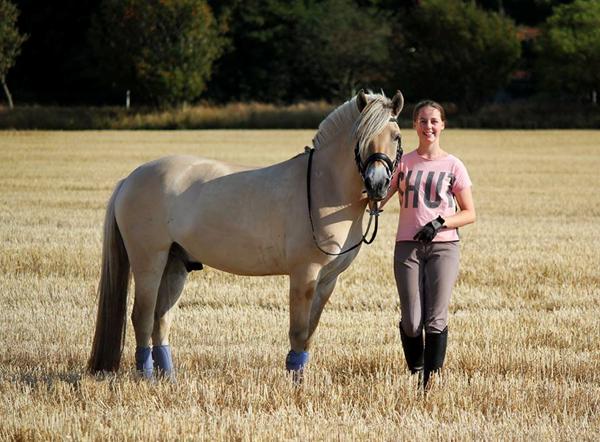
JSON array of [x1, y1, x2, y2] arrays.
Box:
[[88, 90, 404, 379]]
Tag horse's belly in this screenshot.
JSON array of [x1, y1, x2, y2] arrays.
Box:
[[175, 227, 288, 276], [204, 252, 286, 276]]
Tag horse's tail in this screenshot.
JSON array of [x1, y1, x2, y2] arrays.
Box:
[[87, 179, 130, 374]]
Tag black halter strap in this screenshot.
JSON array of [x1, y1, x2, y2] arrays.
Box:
[[355, 151, 396, 176], [354, 116, 403, 180], [306, 147, 380, 256]]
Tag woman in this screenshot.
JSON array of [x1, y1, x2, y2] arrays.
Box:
[[382, 100, 476, 388]]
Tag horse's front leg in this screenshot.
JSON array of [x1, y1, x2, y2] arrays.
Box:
[[306, 275, 338, 349], [287, 265, 320, 377]]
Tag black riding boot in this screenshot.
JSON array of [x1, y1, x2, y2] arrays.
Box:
[[399, 323, 424, 376], [423, 326, 448, 389]]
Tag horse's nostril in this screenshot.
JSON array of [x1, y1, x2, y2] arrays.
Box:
[[384, 177, 390, 188]]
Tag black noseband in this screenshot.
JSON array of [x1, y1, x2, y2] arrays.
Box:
[[354, 117, 403, 181], [359, 152, 395, 176]]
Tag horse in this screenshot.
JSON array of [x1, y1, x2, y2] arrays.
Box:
[[87, 90, 404, 379]]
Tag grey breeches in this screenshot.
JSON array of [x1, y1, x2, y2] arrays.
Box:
[[393, 241, 460, 336]]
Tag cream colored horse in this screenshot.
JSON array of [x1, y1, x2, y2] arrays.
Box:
[[88, 90, 404, 378]]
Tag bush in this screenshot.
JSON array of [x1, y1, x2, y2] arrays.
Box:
[[0, 102, 335, 130], [2, 99, 599, 130]]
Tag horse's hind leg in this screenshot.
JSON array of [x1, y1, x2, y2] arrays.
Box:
[[129, 250, 169, 379], [151, 250, 188, 379]]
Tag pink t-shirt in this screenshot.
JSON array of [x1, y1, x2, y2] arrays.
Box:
[[388, 150, 472, 242]]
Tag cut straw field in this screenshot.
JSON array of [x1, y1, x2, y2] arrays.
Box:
[[0, 129, 599, 440]]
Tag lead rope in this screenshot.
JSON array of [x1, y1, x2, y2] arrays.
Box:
[[306, 147, 381, 256]]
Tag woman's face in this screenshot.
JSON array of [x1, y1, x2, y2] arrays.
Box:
[[414, 106, 445, 145]]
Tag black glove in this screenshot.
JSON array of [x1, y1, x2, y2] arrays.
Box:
[[413, 216, 445, 243]]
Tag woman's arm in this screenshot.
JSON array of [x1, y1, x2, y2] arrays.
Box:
[[443, 186, 476, 229], [379, 169, 400, 209]]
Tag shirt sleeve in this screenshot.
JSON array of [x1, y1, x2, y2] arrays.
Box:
[[452, 158, 472, 194]]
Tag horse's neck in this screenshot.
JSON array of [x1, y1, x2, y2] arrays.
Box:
[[312, 99, 367, 212], [315, 139, 367, 211]]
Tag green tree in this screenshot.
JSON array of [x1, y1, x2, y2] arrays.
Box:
[[393, 0, 521, 109], [90, 0, 225, 106], [0, 0, 27, 108], [535, 0, 600, 103], [206, 0, 392, 103], [206, 0, 307, 102], [298, 0, 392, 99]]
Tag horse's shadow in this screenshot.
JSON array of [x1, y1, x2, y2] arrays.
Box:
[[13, 371, 83, 391]]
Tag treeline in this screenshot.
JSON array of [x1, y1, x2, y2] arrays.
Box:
[[2, 0, 599, 111]]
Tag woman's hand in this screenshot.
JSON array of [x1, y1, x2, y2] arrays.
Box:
[[413, 216, 445, 243]]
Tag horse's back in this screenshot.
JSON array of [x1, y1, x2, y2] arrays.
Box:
[[113, 155, 252, 253], [120, 154, 252, 198], [138, 155, 251, 187]]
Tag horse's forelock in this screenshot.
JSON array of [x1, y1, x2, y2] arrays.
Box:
[[353, 93, 394, 158]]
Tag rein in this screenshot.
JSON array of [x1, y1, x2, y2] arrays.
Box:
[[306, 148, 381, 257]]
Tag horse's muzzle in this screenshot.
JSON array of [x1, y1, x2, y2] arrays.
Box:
[[364, 165, 391, 201]]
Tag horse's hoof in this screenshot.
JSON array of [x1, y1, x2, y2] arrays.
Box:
[[286, 350, 309, 384], [285, 350, 309, 371], [135, 347, 154, 380]]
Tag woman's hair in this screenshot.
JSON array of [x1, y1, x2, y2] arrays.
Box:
[[412, 100, 446, 122]]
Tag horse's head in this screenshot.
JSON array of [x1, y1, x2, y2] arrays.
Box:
[[354, 90, 404, 201]]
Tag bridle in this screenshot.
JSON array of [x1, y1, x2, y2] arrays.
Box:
[[307, 116, 403, 256], [354, 116, 403, 183]]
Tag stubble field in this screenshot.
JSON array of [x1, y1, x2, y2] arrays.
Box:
[[0, 129, 599, 440]]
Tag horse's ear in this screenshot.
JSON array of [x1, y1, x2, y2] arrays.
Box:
[[392, 90, 404, 116], [356, 89, 368, 112]]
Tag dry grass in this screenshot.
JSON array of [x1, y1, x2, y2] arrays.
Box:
[[0, 129, 599, 440]]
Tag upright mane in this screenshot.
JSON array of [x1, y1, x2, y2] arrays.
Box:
[[312, 97, 360, 150], [312, 92, 394, 159]]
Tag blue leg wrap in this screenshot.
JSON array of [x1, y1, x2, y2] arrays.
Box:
[[152, 345, 174, 379], [286, 350, 309, 372], [135, 346, 153, 379]]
